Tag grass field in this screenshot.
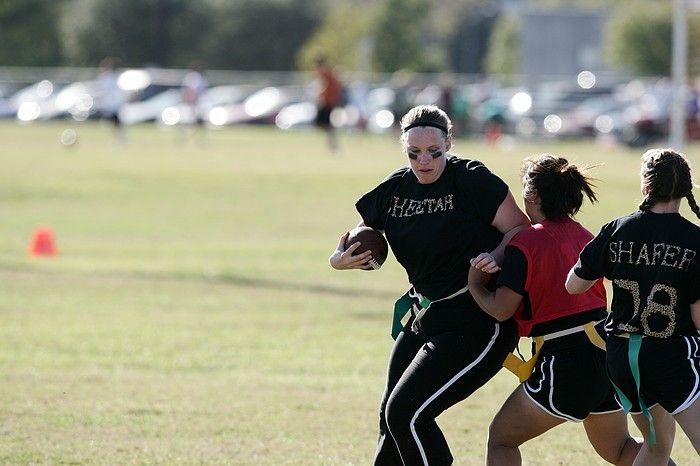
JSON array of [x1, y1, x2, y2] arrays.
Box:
[[0, 121, 697, 465]]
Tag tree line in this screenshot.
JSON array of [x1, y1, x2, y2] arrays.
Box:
[[0, 0, 697, 76]]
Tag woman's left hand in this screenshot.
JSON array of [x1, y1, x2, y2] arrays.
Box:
[[470, 252, 501, 273], [329, 231, 373, 270]]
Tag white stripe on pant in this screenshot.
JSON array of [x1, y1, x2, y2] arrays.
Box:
[[409, 324, 501, 465]]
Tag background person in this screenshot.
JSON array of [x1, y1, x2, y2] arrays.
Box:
[[313, 55, 343, 152], [97, 57, 126, 143], [181, 62, 208, 126], [329, 105, 529, 465], [566, 148, 700, 464], [468, 154, 674, 466]]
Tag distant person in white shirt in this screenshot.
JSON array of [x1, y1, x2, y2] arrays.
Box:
[[97, 57, 126, 143], [181, 62, 208, 127]]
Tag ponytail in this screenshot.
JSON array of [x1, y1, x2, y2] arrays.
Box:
[[687, 192, 700, 220], [521, 154, 597, 220], [564, 164, 597, 208]]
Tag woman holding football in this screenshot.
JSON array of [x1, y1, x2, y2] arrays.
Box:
[[566, 148, 700, 464], [329, 104, 529, 465]]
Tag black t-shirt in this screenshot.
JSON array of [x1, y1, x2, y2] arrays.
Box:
[[356, 155, 507, 307], [498, 245, 533, 323], [574, 211, 700, 338], [498, 246, 528, 295]]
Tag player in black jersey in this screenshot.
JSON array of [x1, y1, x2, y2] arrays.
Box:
[[567, 148, 700, 464], [468, 155, 663, 466], [329, 105, 529, 465]]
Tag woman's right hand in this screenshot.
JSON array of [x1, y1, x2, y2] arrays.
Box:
[[329, 232, 373, 270]]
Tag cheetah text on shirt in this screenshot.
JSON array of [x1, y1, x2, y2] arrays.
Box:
[[389, 195, 454, 218]]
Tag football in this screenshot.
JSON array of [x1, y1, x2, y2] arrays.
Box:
[[345, 226, 389, 270]]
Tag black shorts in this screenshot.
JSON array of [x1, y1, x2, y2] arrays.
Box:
[[315, 106, 333, 127], [607, 334, 700, 415], [524, 329, 621, 422]]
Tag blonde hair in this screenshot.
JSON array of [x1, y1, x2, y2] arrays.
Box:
[[399, 105, 452, 150]]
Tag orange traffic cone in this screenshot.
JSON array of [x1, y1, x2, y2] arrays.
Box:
[[29, 227, 58, 257]]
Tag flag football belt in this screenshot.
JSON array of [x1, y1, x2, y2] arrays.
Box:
[[502, 320, 607, 383], [390, 284, 470, 340], [608, 333, 656, 444]]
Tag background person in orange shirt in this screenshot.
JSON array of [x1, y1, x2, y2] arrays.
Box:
[[313, 55, 343, 152]]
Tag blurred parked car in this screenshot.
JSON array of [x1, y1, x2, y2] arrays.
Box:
[[274, 82, 398, 134], [0, 82, 27, 118], [42, 80, 101, 121], [208, 85, 304, 127], [591, 80, 700, 147], [364, 86, 397, 133], [119, 87, 181, 125], [551, 92, 637, 138], [160, 84, 256, 126], [274, 101, 317, 130], [471, 86, 525, 135], [9, 80, 64, 121], [515, 82, 615, 137]]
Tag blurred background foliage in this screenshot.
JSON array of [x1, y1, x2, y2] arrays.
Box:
[[606, 2, 700, 77], [0, 0, 65, 66], [0, 0, 697, 76]]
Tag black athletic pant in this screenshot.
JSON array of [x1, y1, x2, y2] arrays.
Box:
[[373, 317, 518, 465]]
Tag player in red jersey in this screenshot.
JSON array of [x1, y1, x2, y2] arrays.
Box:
[[468, 155, 674, 465]]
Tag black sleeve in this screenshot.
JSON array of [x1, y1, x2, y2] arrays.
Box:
[[457, 159, 508, 224], [496, 245, 527, 295], [574, 222, 615, 281], [689, 252, 700, 303], [355, 168, 406, 230]]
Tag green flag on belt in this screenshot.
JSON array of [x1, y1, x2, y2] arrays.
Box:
[[391, 292, 412, 340]]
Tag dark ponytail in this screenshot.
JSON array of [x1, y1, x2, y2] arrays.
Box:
[[522, 154, 597, 220], [686, 192, 700, 219]]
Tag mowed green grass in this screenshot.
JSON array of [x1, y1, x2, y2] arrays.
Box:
[[0, 121, 697, 465]]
